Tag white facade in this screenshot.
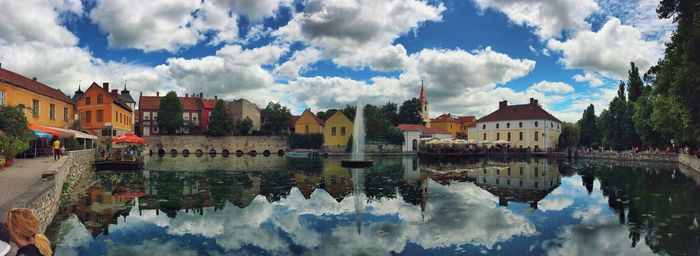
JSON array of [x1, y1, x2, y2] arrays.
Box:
[[474, 119, 561, 149], [401, 130, 451, 152]]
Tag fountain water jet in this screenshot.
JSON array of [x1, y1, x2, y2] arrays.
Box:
[[341, 99, 373, 167]]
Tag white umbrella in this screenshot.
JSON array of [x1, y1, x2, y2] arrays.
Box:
[[495, 139, 511, 144]]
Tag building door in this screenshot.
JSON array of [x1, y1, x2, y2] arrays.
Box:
[[412, 139, 418, 151]]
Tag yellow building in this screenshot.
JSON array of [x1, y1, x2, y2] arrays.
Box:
[[73, 82, 133, 138], [0, 66, 75, 128], [293, 109, 324, 134], [323, 111, 353, 150], [475, 99, 562, 150]]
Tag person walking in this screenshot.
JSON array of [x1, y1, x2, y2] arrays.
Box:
[[52, 139, 61, 160], [0, 208, 53, 256]]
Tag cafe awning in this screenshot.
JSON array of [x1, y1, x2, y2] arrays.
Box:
[[45, 126, 97, 140], [28, 124, 58, 136]]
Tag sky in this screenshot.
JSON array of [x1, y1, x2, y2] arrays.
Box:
[[0, 0, 676, 121]]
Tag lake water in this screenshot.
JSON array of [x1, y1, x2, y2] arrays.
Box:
[[49, 155, 700, 255]]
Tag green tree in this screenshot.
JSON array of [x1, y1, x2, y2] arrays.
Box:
[[633, 91, 665, 147], [599, 96, 636, 150], [341, 105, 356, 121], [577, 104, 599, 147], [65, 136, 81, 151], [207, 99, 233, 136], [261, 102, 292, 135], [235, 117, 254, 135], [157, 91, 184, 134], [645, 0, 700, 145], [558, 122, 580, 148], [316, 109, 338, 121], [363, 104, 393, 142], [398, 98, 423, 125], [381, 102, 399, 126], [0, 105, 30, 139], [627, 62, 644, 102]]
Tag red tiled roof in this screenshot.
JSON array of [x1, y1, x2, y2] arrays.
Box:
[[202, 99, 217, 109], [398, 124, 450, 134], [138, 94, 202, 111], [477, 101, 561, 123], [0, 67, 73, 104], [457, 116, 476, 123], [291, 115, 300, 124]]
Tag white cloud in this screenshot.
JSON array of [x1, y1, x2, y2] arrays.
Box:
[[547, 18, 663, 79], [275, 0, 445, 70], [596, 0, 676, 43], [155, 44, 286, 101], [274, 47, 323, 79], [573, 72, 604, 87], [538, 197, 574, 212], [473, 0, 599, 39], [529, 81, 575, 94], [225, 0, 292, 21], [543, 223, 655, 256], [0, 0, 82, 46]]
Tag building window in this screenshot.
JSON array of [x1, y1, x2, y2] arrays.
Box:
[[519, 180, 523, 186], [305, 125, 309, 134], [153, 127, 159, 133], [496, 123, 499, 129], [49, 104, 56, 120], [63, 107, 68, 121], [496, 169, 500, 175], [519, 167, 523, 175], [557, 124, 559, 129], [144, 112, 150, 120], [507, 123, 510, 128], [183, 112, 189, 121], [519, 122, 522, 128], [507, 179, 510, 185], [507, 168, 511, 176], [534, 167, 539, 177], [551, 122, 554, 128], [496, 133, 500, 140], [0, 90, 6, 105], [519, 132, 523, 141], [331, 127, 337, 136], [535, 121, 539, 127], [483, 133, 486, 140], [85, 111, 92, 122], [507, 132, 511, 141], [96, 95, 103, 104], [85, 97, 91, 105], [102, 129, 110, 136], [535, 131, 539, 141], [96, 110, 104, 122], [341, 127, 346, 136], [32, 99, 39, 116], [482, 124, 486, 129]]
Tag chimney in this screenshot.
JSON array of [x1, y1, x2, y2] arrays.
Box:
[[156, 92, 160, 97], [529, 98, 535, 105], [533, 99, 538, 106], [499, 100, 508, 109], [111, 89, 119, 97], [0, 63, 2, 69], [214, 95, 218, 100], [199, 92, 203, 98], [103, 82, 109, 91], [32, 77, 37, 81], [185, 93, 188, 98]]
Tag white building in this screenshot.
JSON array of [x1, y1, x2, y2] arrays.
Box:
[[475, 98, 562, 150], [398, 124, 451, 152]]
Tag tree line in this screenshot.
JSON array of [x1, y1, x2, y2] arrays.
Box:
[[563, 0, 699, 150]]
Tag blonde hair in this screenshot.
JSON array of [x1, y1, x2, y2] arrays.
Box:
[[5, 208, 52, 256]]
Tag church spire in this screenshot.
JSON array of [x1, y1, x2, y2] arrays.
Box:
[[419, 80, 430, 127], [419, 80, 426, 100]]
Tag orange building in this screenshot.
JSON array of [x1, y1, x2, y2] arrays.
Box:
[[73, 82, 134, 138], [0, 66, 75, 128], [431, 114, 477, 139]]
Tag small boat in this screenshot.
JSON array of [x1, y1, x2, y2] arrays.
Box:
[[286, 151, 311, 158], [94, 160, 144, 171]]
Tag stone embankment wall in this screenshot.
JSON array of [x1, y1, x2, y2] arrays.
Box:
[[145, 135, 288, 155], [553, 150, 700, 174], [0, 149, 94, 232]]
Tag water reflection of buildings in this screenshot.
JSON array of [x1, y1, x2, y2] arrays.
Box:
[[75, 173, 144, 237], [473, 158, 561, 208]]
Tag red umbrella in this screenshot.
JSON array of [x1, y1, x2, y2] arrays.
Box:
[[111, 133, 146, 144]]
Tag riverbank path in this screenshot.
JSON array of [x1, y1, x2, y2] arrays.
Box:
[[0, 157, 58, 207]]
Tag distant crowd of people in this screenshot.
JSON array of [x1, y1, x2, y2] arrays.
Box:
[[578, 145, 700, 158]]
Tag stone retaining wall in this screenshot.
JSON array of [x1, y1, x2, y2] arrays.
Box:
[[0, 149, 94, 233], [145, 135, 288, 155], [552, 150, 700, 174]]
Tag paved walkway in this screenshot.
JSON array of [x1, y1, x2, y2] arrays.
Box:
[[0, 157, 59, 207]]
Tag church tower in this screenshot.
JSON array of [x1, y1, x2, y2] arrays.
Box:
[[419, 81, 430, 127]]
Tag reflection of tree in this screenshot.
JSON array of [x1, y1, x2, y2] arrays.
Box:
[[153, 172, 184, 218], [256, 171, 295, 203], [578, 164, 700, 255], [399, 179, 423, 205], [207, 171, 254, 209], [364, 164, 403, 200]]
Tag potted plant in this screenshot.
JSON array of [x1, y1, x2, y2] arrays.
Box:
[[0, 155, 5, 169], [1, 136, 29, 167]]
